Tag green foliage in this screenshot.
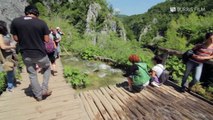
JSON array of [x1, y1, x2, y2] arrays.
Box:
[[161, 12, 213, 51], [0, 72, 6, 92], [69, 32, 154, 67], [162, 19, 188, 51], [119, 0, 213, 47], [63, 66, 88, 89], [165, 56, 188, 84], [35, 2, 48, 17], [80, 47, 100, 60], [206, 86, 213, 93], [192, 83, 206, 96]]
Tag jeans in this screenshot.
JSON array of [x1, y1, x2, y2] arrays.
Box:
[[7, 70, 15, 89], [181, 60, 203, 88], [54, 44, 60, 58], [22, 55, 51, 98]]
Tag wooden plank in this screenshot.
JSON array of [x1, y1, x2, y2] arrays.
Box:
[[0, 83, 72, 100], [139, 89, 164, 107], [171, 101, 199, 120], [99, 87, 129, 120], [88, 90, 111, 120], [178, 99, 213, 119], [104, 86, 135, 120], [83, 91, 104, 120], [0, 89, 75, 108], [147, 86, 174, 102], [153, 85, 180, 99], [160, 85, 186, 99], [94, 89, 120, 120], [108, 85, 139, 119], [79, 92, 95, 120], [111, 86, 145, 119], [186, 95, 213, 114], [11, 106, 83, 120], [115, 87, 150, 116], [0, 85, 74, 100], [135, 90, 159, 113], [119, 87, 152, 115], [0, 100, 81, 120]]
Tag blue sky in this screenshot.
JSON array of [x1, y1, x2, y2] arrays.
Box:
[[106, 0, 165, 15]]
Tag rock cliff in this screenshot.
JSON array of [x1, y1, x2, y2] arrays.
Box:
[[0, 0, 28, 29], [85, 2, 126, 41]]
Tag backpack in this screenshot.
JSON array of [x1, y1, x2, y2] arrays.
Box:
[[159, 70, 170, 84], [182, 49, 194, 64], [45, 38, 55, 53]]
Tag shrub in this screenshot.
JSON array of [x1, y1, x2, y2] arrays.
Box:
[[63, 66, 88, 89], [166, 56, 189, 84], [0, 72, 6, 93], [192, 83, 206, 96], [80, 47, 100, 60]]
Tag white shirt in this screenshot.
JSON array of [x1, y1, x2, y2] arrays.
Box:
[[152, 64, 165, 78]]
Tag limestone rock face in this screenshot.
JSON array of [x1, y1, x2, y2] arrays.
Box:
[[139, 25, 151, 42], [86, 3, 101, 33], [101, 13, 126, 41], [85, 3, 126, 41], [0, 0, 28, 29]]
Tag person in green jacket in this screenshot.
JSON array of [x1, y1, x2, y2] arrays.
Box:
[[127, 54, 150, 92]]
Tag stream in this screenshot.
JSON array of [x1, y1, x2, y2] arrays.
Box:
[[61, 55, 127, 91]]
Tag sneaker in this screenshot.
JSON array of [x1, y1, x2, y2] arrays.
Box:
[[36, 97, 43, 101], [7, 88, 13, 92], [187, 87, 192, 92], [151, 82, 160, 87], [51, 70, 56, 76], [180, 87, 186, 93], [42, 90, 52, 97], [128, 86, 133, 92]]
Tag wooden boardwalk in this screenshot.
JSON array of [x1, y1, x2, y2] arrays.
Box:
[[1, 59, 213, 120], [79, 83, 213, 120], [0, 60, 88, 120]]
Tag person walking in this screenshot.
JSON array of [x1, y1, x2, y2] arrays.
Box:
[[181, 32, 213, 92], [50, 29, 61, 59], [0, 20, 16, 92], [10, 5, 52, 101]]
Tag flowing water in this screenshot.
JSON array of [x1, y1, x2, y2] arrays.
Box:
[[61, 55, 126, 91]]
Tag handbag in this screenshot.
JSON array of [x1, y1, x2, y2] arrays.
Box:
[[0, 49, 15, 72]]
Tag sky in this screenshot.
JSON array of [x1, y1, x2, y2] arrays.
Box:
[[106, 0, 166, 16]]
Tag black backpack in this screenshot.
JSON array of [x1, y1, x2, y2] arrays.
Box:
[[182, 49, 194, 64], [159, 70, 170, 84]]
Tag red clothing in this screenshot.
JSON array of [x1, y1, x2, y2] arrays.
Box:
[[192, 45, 213, 63]]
